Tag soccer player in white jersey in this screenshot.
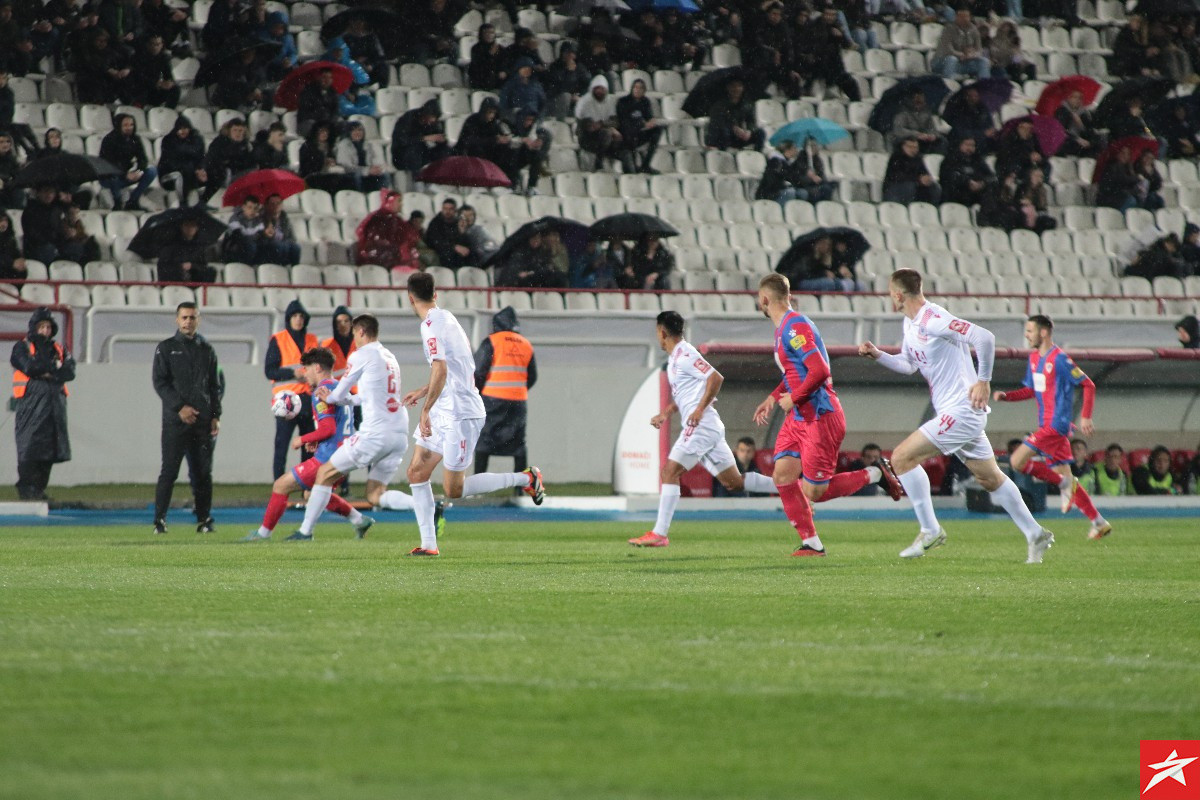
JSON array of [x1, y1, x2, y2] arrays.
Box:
[[629, 312, 780, 548], [290, 314, 413, 540], [858, 269, 1056, 563], [402, 273, 545, 557]]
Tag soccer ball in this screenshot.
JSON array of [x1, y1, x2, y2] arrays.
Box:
[[271, 390, 302, 420]]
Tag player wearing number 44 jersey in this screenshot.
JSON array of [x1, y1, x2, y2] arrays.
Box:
[[994, 314, 1111, 540], [628, 312, 780, 548], [402, 272, 544, 557], [860, 269, 1055, 563]]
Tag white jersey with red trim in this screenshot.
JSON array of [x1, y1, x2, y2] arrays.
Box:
[[899, 301, 989, 418], [420, 306, 486, 420], [326, 341, 403, 435], [667, 339, 721, 427]]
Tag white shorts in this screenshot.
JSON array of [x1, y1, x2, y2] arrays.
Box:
[[414, 413, 485, 472], [918, 407, 994, 463], [329, 430, 409, 484], [668, 421, 738, 476]]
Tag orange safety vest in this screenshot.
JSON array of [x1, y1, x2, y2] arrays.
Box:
[[12, 341, 69, 399], [321, 336, 356, 380], [481, 331, 533, 401], [272, 329, 319, 395]]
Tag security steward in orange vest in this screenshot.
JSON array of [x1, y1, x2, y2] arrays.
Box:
[[10, 308, 74, 500], [265, 299, 318, 479], [472, 306, 537, 474]]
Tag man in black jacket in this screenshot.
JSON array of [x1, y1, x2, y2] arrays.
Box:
[[157, 115, 207, 205], [297, 66, 340, 138], [704, 79, 765, 151], [390, 99, 449, 179], [131, 33, 178, 108], [99, 112, 157, 210], [423, 197, 470, 268], [796, 4, 861, 102], [157, 219, 215, 284], [939, 135, 994, 206], [10, 308, 74, 500], [152, 302, 222, 534], [616, 79, 661, 174]]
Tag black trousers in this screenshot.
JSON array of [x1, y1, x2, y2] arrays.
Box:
[[273, 393, 315, 480], [475, 448, 527, 475], [15, 459, 54, 499], [155, 419, 214, 522]]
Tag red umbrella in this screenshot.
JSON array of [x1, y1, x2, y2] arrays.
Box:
[[1000, 114, 1068, 156], [1092, 136, 1159, 184], [417, 156, 512, 188], [1035, 75, 1103, 117], [222, 169, 306, 207], [275, 61, 354, 111]]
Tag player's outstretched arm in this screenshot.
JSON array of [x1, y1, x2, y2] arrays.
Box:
[[993, 387, 1034, 402], [859, 340, 918, 375]]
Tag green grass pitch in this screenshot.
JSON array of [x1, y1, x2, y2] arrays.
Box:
[[1, 517, 1197, 800]]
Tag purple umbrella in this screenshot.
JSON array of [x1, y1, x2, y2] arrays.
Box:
[[946, 77, 1013, 114], [1000, 114, 1068, 156]]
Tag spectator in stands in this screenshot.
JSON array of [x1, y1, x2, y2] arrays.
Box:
[[0, 132, 20, 209], [341, 83, 376, 118], [616, 79, 663, 175], [335, 121, 389, 193], [323, 36, 369, 88], [545, 41, 590, 121], [1184, 445, 1200, 494], [1181, 225, 1200, 272], [259, 193, 301, 266], [1133, 150, 1165, 211], [497, 230, 567, 288], [1133, 445, 1178, 494], [222, 195, 266, 264], [503, 26, 547, 77], [468, 23, 505, 90], [257, 10, 296, 81], [1126, 234, 1186, 280], [831, 0, 878, 54], [1015, 167, 1056, 233], [457, 96, 513, 167], [883, 137, 941, 205], [200, 0, 237, 53], [942, 85, 998, 153], [355, 189, 420, 273], [299, 122, 351, 195], [0, 69, 38, 157], [988, 20, 1035, 82], [10, 307, 74, 501], [890, 90, 946, 154], [499, 57, 548, 126], [1097, 144, 1148, 214], [391, 99, 449, 181], [201, 123, 255, 206], [211, 45, 270, 112], [342, 15, 388, 88], [705, 78, 765, 151], [1052, 93, 1101, 159], [1108, 97, 1154, 141], [778, 232, 862, 292], [1070, 439, 1092, 480], [410, 0, 463, 64], [0, 210, 24, 280], [297, 66, 342, 139], [940, 135, 993, 207], [157, 218, 215, 284], [1083, 443, 1130, 496], [97, 0, 142, 55], [0, 1, 36, 76], [749, 2, 802, 100], [1160, 101, 1199, 159], [756, 138, 836, 207], [459, 205, 497, 265], [508, 108, 551, 196], [159, 116, 208, 207], [848, 443, 884, 496], [21, 187, 97, 264], [570, 240, 612, 289], [252, 122, 289, 170], [619, 234, 674, 291], [580, 35, 619, 95], [141, 0, 186, 52], [99, 113, 157, 212], [424, 197, 471, 269], [1176, 314, 1199, 347], [131, 33, 178, 108], [576, 75, 625, 170], [796, 4, 861, 101], [932, 8, 989, 80], [74, 28, 132, 104], [662, 7, 708, 70], [714, 437, 766, 498], [57, 200, 98, 263], [995, 118, 1047, 181]]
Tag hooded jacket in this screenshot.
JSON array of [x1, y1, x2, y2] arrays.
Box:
[[499, 64, 547, 121], [99, 113, 149, 172], [574, 75, 618, 123], [473, 306, 537, 394], [456, 97, 508, 156], [158, 115, 207, 176], [321, 305, 356, 376], [264, 299, 316, 384], [390, 100, 445, 163], [1178, 315, 1200, 348], [11, 308, 74, 463]]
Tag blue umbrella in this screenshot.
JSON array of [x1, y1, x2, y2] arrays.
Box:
[[625, 0, 701, 11], [769, 118, 850, 147]]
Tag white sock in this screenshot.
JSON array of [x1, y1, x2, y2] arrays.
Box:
[[898, 466, 940, 534], [412, 481, 437, 550], [462, 472, 526, 496], [378, 490, 414, 510], [866, 466, 882, 482], [742, 471, 779, 494], [653, 483, 681, 536], [300, 484, 332, 535], [989, 477, 1043, 543], [346, 508, 363, 524], [804, 533, 824, 550], [256, 525, 270, 537]]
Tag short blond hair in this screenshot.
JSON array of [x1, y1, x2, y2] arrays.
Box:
[[759, 273, 790, 300]]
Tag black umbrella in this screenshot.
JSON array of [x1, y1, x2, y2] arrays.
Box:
[[589, 213, 679, 240], [483, 216, 589, 268], [1095, 77, 1175, 130], [680, 66, 767, 119], [775, 227, 870, 277], [565, 18, 642, 43], [14, 153, 121, 188], [320, 7, 401, 42], [196, 38, 281, 86], [1135, 0, 1200, 16], [868, 75, 951, 135], [127, 207, 228, 259]]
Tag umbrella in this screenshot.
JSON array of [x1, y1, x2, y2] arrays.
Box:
[[1035, 75, 1102, 117], [1135, 0, 1200, 16], [195, 37, 281, 86], [681, 66, 767, 119], [1149, 94, 1200, 132], [776, 227, 871, 278], [1095, 77, 1175, 129], [319, 6, 402, 41], [417, 155, 512, 188], [1092, 136, 1160, 184], [275, 61, 354, 111], [868, 75, 951, 134], [625, 0, 701, 11], [483, 216, 590, 268], [1000, 114, 1068, 156], [222, 169, 306, 207], [589, 213, 679, 240], [944, 77, 1013, 115], [558, 0, 630, 13], [769, 118, 850, 148], [14, 153, 121, 188], [127, 207, 227, 259], [565, 19, 642, 42]]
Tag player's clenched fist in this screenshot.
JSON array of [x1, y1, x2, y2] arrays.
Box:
[[649, 413, 667, 429], [858, 341, 880, 358], [993, 390, 1006, 401]]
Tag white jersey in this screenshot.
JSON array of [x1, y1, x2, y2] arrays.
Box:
[[326, 340, 403, 435], [898, 301, 990, 417], [421, 306, 486, 420], [667, 340, 721, 428]]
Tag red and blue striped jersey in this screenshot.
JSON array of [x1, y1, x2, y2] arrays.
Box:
[[1022, 346, 1089, 435], [312, 378, 353, 463], [773, 310, 839, 422]]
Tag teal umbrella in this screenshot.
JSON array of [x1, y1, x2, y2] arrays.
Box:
[[769, 118, 850, 148]]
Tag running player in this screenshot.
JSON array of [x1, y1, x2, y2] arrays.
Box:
[[402, 273, 544, 557], [993, 314, 1111, 539], [858, 269, 1055, 563], [242, 348, 372, 541], [753, 274, 903, 557], [628, 311, 780, 548], [289, 314, 412, 540]]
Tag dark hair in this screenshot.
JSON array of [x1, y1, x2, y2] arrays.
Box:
[[460, 204, 474, 214], [441, 198, 458, 208], [737, 436, 757, 448], [1071, 438, 1087, 448], [1151, 445, 1172, 459], [243, 194, 260, 205], [1027, 314, 1054, 332], [301, 346, 335, 370], [1007, 438, 1024, 452], [862, 443, 881, 454], [352, 313, 379, 338], [1106, 443, 1124, 454], [890, 268, 923, 295], [409, 211, 425, 221], [176, 301, 197, 314], [656, 310, 685, 338], [408, 271, 436, 302]]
